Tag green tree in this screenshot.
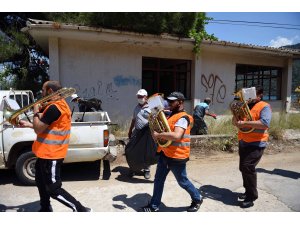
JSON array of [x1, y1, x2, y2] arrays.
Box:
[[0, 13, 49, 94], [1, 12, 216, 92]]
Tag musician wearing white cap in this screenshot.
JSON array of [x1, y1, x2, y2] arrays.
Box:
[[127, 89, 152, 179]]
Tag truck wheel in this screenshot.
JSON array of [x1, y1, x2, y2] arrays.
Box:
[[15, 152, 36, 186]]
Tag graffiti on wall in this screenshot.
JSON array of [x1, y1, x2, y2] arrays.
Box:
[[113, 75, 141, 87], [201, 73, 226, 104], [73, 80, 119, 102], [72, 75, 141, 103]]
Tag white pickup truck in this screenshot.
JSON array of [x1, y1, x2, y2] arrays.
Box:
[[0, 89, 117, 185]]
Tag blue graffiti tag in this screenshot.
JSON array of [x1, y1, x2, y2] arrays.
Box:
[[113, 75, 141, 87]]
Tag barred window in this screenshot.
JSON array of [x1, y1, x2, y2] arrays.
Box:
[[142, 57, 191, 99], [235, 64, 282, 100]]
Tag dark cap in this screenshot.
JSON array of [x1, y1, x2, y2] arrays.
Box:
[[167, 92, 185, 101]]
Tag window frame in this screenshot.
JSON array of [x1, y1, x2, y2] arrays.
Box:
[[142, 57, 191, 99], [235, 64, 282, 101]]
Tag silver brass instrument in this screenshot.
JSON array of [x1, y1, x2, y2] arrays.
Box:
[[148, 94, 172, 148], [230, 87, 255, 134], [1, 87, 76, 131]]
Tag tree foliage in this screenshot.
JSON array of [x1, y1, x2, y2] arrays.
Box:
[[45, 12, 217, 55], [0, 12, 216, 92], [0, 13, 49, 94]]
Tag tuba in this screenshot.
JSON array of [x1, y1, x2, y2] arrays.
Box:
[[148, 94, 172, 148], [1, 87, 76, 131], [230, 87, 256, 133]]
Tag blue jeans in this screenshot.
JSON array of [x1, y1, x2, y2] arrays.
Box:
[[150, 154, 201, 210]]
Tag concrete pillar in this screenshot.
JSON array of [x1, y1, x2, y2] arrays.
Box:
[[49, 37, 60, 82], [193, 54, 202, 109], [285, 58, 293, 112]]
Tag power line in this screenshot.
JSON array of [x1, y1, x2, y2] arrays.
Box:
[[211, 19, 300, 27], [208, 21, 300, 31]]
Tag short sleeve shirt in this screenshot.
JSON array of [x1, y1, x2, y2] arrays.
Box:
[[175, 117, 188, 130], [133, 104, 151, 130], [40, 105, 61, 125], [193, 102, 209, 119]]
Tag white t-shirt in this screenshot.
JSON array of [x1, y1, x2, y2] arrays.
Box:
[[175, 117, 188, 129]]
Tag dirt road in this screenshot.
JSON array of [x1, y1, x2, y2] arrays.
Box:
[[0, 149, 300, 212]]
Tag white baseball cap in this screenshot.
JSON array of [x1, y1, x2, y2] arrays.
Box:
[[136, 89, 148, 96], [71, 94, 79, 102]]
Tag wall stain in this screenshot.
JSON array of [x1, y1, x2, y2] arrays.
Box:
[[113, 75, 141, 87]]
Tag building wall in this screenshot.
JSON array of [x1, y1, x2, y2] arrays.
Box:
[[195, 49, 289, 114], [49, 38, 291, 125], [51, 38, 193, 125]]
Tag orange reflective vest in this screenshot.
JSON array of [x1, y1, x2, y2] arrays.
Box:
[[32, 99, 71, 159], [158, 111, 193, 160], [238, 101, 271, 143]]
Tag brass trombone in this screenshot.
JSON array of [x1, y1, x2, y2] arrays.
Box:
[[0, 87, 76, 132]]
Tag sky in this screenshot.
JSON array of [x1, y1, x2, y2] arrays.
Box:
[[2, 2, 300, 49], [205, 12, 300, 47]]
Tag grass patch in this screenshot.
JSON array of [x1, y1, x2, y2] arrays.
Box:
[[206, 116, 237, 135], [269, 113, 300, 140], [109, 112, 300, 142]]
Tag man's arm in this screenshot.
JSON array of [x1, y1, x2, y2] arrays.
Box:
[[18, 104, 48, 134], [128, 118, 135, 138], [205, 109, 217, 119], [153, 117, 187, 141], [32, 114, 50, 134], [233, 105, 271, 130], [19, 104, 61, 134], [153, 126, 185, 141]]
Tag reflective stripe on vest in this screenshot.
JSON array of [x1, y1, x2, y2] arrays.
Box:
[[36, 137, 70, 145], [170, 142, 190, 147], [238, 101, 270, 143], [43, 129, 71, 136], [32, 99, 71, 159], [158, 111, 193, 159]]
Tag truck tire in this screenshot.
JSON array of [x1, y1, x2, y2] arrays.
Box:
[[15, 151, 37, 186]]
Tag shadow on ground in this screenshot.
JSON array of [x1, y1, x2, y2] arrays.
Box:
[[0, 161, 108, 186], [112, 193, 187, 212], [257, 168, 300, 179], [200, 185, 240, 206], [0, 200, 40, 212], [112, 166, 154, 184]]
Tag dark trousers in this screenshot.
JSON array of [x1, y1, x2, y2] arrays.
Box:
[[191, 117, 207, 135], [35, 158, 86, 211], [238, 145, 265, 201]]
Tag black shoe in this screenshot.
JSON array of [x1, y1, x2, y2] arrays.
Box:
[[84, 207, 93, 212], [144, 170, 151, 179], [141, 204, 159, 212], [240, 200, 254, 208], [187, 199, 203, 212], [238, 193, 247, 200], [38, 206, 53, 212]]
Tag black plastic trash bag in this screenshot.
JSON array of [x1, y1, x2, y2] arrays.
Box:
[[125, 125, 158, 172]]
